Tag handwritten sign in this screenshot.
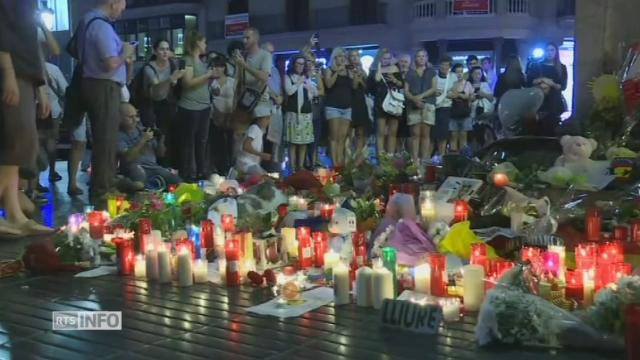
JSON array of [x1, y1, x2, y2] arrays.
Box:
[[380, 299, 442, 334]]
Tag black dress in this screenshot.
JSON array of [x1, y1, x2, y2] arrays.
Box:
[[526, 62, 568, 136], [351, 80, 371, 133]]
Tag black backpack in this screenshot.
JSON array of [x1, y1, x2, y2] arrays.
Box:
[[129, 63, 156, 109], [62, 16, 110, 130]]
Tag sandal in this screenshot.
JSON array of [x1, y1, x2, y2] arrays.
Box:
[[67, 187, 84, 196]]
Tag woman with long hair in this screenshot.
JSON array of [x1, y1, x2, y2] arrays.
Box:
[[305, 54, 325, 167], [143, 39, 185, 167], [176, 30, 214, 181], [494, 54, 526, 104], [526, 42, 568, 136], [284, 54, 316, 171], [368, 48, 404, 156], [348, 49, 371, 152], [323, 47, 353, 169]]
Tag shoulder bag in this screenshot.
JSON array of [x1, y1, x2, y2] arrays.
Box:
[[381, 73, 405, 117]]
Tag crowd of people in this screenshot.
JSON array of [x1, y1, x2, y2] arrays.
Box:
[[0, 0, 569, 236]]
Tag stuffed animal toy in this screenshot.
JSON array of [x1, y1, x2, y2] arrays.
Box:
[[555, 135, 598, 167]]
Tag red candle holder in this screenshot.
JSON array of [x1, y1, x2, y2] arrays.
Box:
[[137, 218, 152, 253], [585, 208, 602, 242], [425, 164, 437, 183], [388, 184, 401, 198], [352, 232, 368, 268], [614, 225, 629, 242], [176, 239, 196, 260], [631, 219, 640, 242], [521, 246, 541, 263], [453, 200, 469, 223], [565, 269, 584, 302], [297, 227, 313, 269], [575, 243, 597, 270], [201, 219, 214, 249], [221, 214, 235, 233], [225, 237, 241, 286], [429, 253, 447, 297], [615, 263, 633, 282], [542, 251, 560, 276], [312, 232, 329, 267], [320, 204, 336, 221], [627, 304, 640, 360], [493, 260, 515, 278], [470, 243, 489, 271], [115, 238, 135, 275], [168, 184, 177, 192], [87, 211, 105, 240]]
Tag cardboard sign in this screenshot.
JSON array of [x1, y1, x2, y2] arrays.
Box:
[[380, 299, 442, 335]]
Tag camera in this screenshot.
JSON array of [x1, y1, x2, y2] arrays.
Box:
[[145, 127, 162, 138]]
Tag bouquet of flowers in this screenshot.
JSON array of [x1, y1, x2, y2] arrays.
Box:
[[588, 276, 640, 335]]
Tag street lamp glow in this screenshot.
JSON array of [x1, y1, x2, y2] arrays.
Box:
[[532, 47, 545, 59]]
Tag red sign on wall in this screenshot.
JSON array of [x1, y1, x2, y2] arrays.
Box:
[[453, 0, 490, 13], [225, 13, 249, 39]]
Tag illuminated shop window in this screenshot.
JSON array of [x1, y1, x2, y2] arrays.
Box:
[[39, 0, 69, 31]]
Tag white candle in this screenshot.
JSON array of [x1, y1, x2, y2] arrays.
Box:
[[177, 248, 193, 287], [157, 246, 171, 284], [583, 269, 595, 307], [439, 298, 461, 322], [243, 232, 254, 262], [355, 266, 373, 307], [548, 245, 566, 281], [282, 228, 297, 258], [219, 259, 227, 282], [333, 262, 350, 305], [193, 259, 208, 283], [145, 246, 158, 281], [462, 264, 485, 311], [143, 234, 154, 253], [152, 230, 163, 249], [372, 261, 394, 310], [413, 264, 431, 294], [323, 250, 339, 273], [103, 234, 114, 245], [255, 240, 267, 270], [134, 255, 146, 279]]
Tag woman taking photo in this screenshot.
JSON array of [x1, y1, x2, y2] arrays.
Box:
[[209, 55, 236, 174], [405, 49, 437, 163], [177, 30, 214, 181], [305, 55, 325, 167], [468, 66, 495, 149], [369, 48, 404, 157], [348, 49, 371, 152], [143, 40, 185, 129], [284, 54, 316, 172], [323, 47, 353, 170], [526, 42, 568, 136]]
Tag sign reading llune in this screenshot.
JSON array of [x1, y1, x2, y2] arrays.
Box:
[[53, 311, 122, 331], [380, 299, 442, 334]]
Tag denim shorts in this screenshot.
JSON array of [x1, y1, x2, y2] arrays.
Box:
[[449, 117, 473, 132], [325, 106, 352, 121]]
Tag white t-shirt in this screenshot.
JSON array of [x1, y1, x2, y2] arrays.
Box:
[[236, 124, 264, 172], [45, 62, 68, 119], [435, 73, 455, 108], [211, 77, 236, 114]]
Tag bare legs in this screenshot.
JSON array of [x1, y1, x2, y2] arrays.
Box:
[[329, 118, 350, 167], [0, 166, 29, 225], [289, 144, 308, 171], [377, 116, 399, 156], [67, 140, 86, 194], [354, 126, 367, 153], [409, 125, 420, 162], [449, 131, 467, 152], [419, 124, 433, 161]]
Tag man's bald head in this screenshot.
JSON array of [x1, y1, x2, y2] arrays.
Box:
[[120, 102, 138, 129], [97, 0, 126, 20]]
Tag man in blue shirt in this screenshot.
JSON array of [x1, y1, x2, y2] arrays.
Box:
[[79, 0, 134, 204], [117, 103, 180, 189]]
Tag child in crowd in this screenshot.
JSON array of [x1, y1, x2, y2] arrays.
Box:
[[235, 117, 272, 176]]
